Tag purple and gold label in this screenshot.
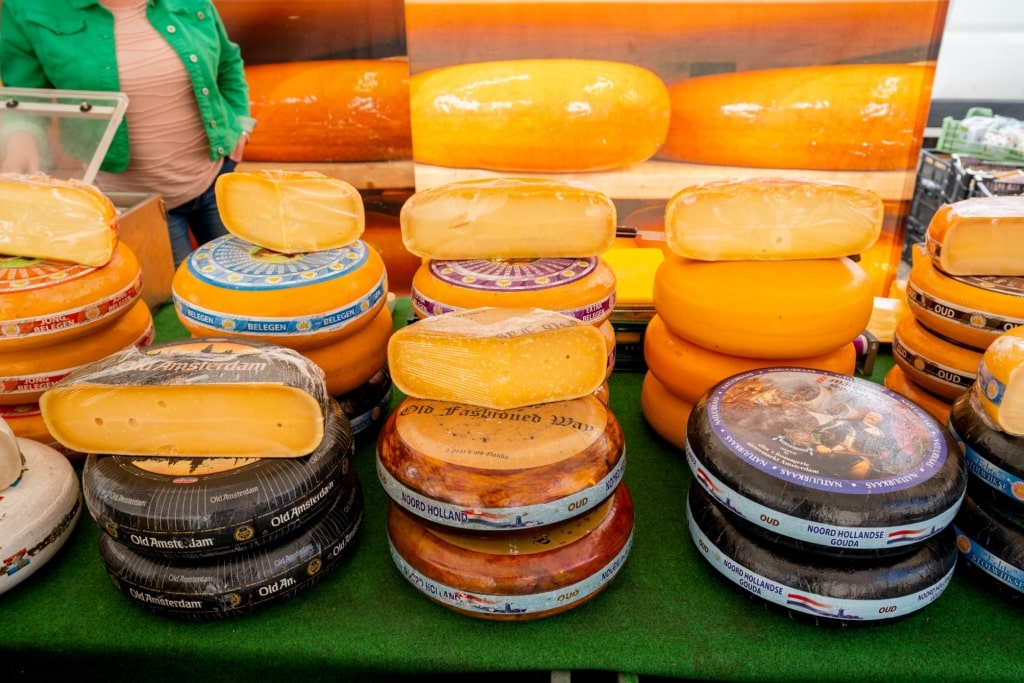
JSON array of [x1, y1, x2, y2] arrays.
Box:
[[428, 257, 597, 291]]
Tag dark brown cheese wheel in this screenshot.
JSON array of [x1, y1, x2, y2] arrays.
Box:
[[953, 483, 1024, 598], [376, 394, 625, 531], [99, 472, 363, 620], [948, 389, 1024, 507], [336, 366, 393, 438], [387, 481, 633, 621], [687, 482, 958, 624], [686, 367, 966, 552], [83, 400, 353, 558]]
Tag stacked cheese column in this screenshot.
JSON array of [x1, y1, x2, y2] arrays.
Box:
[[171, 170, 394, 439], [400, 177, 619, 400], [888, 196, 1024, 423], [947, 326, 1024, 597], [39, 338, 362, 619], [642, 178, 878, 448], [378, 308, 634, 620], [0, 174, 152, 460]]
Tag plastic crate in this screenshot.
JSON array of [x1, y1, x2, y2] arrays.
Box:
[[936, 107, 1024, 163]]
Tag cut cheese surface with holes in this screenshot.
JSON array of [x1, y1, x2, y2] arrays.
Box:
[[216, 170, 365, 254], [400, 177, 617, 260], [891, 312, 980, 401], [974, 326, 1024, 437], [387, 307, 607, 409], [0, 174, 118, 267], [664, 178, 883, 261], [926, 196, 1024, 276], [39, 337, 329, 458]]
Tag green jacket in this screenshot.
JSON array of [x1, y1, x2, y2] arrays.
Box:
[[0, 0, 255, 172]]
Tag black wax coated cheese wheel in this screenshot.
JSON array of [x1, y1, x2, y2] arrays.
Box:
[[336, 366, 393, 438], [953, 482, 1024, 598], [947, 389, 1024, 506], [687, 482, 958, 625], [99, 472, 363, 620], [84, 399, 353, 558]]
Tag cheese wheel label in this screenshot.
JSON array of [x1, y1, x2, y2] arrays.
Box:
[[955, 529, 1024, 595], [891, 326, 977, 398], [906, 278, 1024, 336], [954, 487, 1024, 595]]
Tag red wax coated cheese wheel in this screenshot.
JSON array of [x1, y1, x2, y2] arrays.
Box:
[[643, 313, 856, 406], [302, 304, 392, 397], [652, 254, 874, 359], [640, 371, 693, 451], [387, 482, 634, 620], [883, 364, 953, 425], [891, 313, 980, 401], [410, 58, 671, 172], [656, 63, 934, 170], [0, 245, 143, 352]]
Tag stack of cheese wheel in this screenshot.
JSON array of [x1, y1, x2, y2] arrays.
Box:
[[38, 337, 362, 619], [948, 326, 1024, 597], [400, 177, 619, 399], [889, 196, 1024, 423], [686, 366, 966, 623], [642, 178, 879, 448], [379, 307, 633, 620], [172, 170, 394, 438], [0, 174, 151, 460]]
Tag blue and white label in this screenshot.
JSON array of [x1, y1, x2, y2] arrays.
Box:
[[955, 527, 1024, 595]]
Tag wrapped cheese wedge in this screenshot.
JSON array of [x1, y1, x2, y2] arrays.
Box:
[[0, 173, 117, 267], [926, 195, 1024, 276], [387, 307, 607, 409], [215, 169, 364, 253], [975, 326, 1024, 436], [664, 178, 884, 260]]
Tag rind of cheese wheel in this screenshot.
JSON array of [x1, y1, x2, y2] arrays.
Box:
[[954, 484, 1024, 598], [948, 390, 1024, 504], [410, 257, 617, 326], [883, 364, 953, 425], [0, 418, 21, 491], [656, 63, 934, 170], [302, 304, 392, 397], [652, 254, 874, 359], [891, 312, 980, 401], [640, 371, 693, 451], [39, 337, 330, 458], [0, 174, 117, 267], [0, 299, 154, 406], [410, 59, 670, 172], [0, 244, 143, 352], [399, 177, 617, 260], [663, 178, 884, 260], [387, 307, 607, 409], [215, 170, 365, 254], [386, 482, 633, 620], [644, 313, 855, 406], [974, 326, 1024, 437], [926, 196, 1024, 276], [336, 367, 393, 437]]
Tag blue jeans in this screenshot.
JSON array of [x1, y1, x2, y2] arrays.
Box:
[[166, 158, 237, 268]]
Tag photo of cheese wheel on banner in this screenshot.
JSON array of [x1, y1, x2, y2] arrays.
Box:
[[948, 390, 1024, 506], [362, 211, 422, 297], [686, 367, 967, 553], [99, 474, 363, 620], [953, 482, 1024, 599]]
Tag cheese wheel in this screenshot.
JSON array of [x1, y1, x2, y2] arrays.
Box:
[[302, 304, 392, 397], [336, 367, 393, 438], [926, 196, 1024, 277], [172, 235, 387, 350], [657, 63, 934, 170], [215, 170, 365, 254], [0, 173, 117, 267], [954, 484, 1024, 597], [891, 312, 981, 401], [905, 243, 1024, 351], [974, 326, 1024, 436], [652, 255, 874, 359], [399, 177, 617, 260], [0, 418, 21, 491], [687, 367, 966, 551], [0, 300, 154, 406], [410, 59, 671, 172], [0, 438, 81, 596], [377, 394, 624, 530], [243, 59, 411, 163], [387, 307, 607, 410], [663, 178, 884, 261], [387, 482, 634, 620], [644, 313, 856, 406], [40, 337, 330, 459], [948, 390, 1024, 506], [0, 244, 143, 352], [600, 246, 663, 312], [639, 371, 692, 452], [410, 257, 617, 326], [883, 364, 953, 425]]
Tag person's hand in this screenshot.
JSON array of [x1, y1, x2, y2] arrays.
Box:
[[1, 131, 41, 174], [228, 131, 250, 163]]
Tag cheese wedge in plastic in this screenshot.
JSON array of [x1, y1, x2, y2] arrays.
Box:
[[400, 177, 617, 260], [663, 177, 884, 260], [926, 195, 1024, 276], [215, 169, 365, 253], [0, 173, 118, 266], [387, 307, 607, 409], [974, 326, 1024, 436]]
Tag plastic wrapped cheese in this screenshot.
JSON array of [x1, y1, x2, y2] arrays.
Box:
[[974, 326, 1024, 436], [663, 178, 884, 260], [926, 195, 1024, 276], [0, 173, 118, 267], [400, 177, 617, 260], [215, 170, 365, 253], [387, 307, 607, 409]]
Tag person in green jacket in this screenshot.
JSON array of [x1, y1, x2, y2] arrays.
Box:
[[0, 0, 256, 268]]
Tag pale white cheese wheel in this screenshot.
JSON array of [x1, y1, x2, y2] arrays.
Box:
[[0, 418, 22, 491]]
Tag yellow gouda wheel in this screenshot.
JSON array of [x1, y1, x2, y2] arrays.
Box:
[[926, 196, 1024, 277], [974, 326, 1024, 436], [883, 364, 953, 425], [640, 371, 693, 451], [302, 304, 392, 397], [891, 312, 980, 401]]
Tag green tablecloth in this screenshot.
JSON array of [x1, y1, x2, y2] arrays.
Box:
[[4, 303, 1021, 682]]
